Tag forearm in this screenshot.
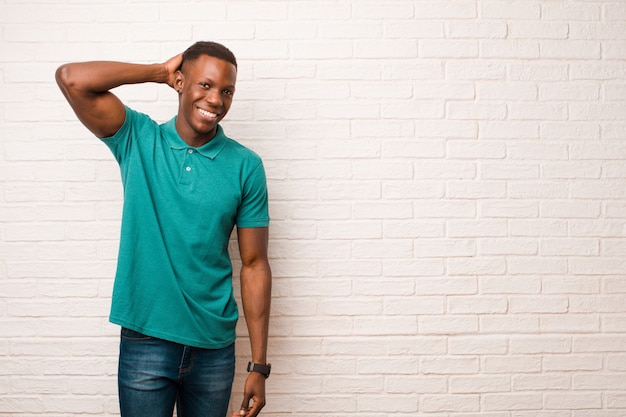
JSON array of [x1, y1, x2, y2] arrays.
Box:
[[56, 61, 169, 96], [240, 262, 272, 364]]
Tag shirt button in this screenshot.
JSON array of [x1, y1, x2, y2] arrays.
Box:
[[188, 149, 194, 154], [186, 166, 191, 172]]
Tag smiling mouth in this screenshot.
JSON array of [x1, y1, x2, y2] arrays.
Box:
[[198, 107, 219, 119]]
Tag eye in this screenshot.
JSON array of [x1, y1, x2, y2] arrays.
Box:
[[222, 89, 234, 97], [199, 82, 210, 89]]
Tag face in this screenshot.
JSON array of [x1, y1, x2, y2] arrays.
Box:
[[174, 55, 237, 146]]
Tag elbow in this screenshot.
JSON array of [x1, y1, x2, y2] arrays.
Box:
[[55, 64, 73, 92]]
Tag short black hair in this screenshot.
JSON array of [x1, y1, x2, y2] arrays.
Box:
[[181, 41, 237, 70]]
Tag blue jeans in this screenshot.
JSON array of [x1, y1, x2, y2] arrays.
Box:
[[118, 328, 235, 417]]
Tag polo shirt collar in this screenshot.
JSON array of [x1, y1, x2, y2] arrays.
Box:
[[164, 116, 227, 160]]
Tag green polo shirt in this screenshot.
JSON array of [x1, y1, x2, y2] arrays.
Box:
[[102, 106, 269, 349]]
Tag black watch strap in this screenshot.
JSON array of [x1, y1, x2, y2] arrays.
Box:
[[247, 361, 271, 379]]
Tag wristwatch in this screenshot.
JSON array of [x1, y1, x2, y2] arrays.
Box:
[[247, 361, 271, 379]]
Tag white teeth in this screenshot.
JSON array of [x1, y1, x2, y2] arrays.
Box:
[[198, 108, 218, 118]]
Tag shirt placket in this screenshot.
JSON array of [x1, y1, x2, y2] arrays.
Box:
[[179, 148, 196, 185]]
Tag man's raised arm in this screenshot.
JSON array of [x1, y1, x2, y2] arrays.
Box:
[[55, 55, 182, 138]]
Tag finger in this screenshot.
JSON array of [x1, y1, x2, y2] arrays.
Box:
[[247, 398, 266, 417], [239, 395, 252, 415]]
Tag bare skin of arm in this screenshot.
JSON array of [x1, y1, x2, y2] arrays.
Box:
[[234, 227, 272, 417], [55, 55, 182, 138]]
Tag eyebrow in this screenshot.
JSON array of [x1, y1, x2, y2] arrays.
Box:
[[199, 76, 236, 90]]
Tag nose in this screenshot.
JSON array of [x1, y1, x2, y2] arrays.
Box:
[[205, 89, 221, 107]]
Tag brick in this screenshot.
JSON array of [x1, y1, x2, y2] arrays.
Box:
[[320, 260, 383, 278], [385, 21, 444, 39], [540, 238, 599, 256], [480, 315, 539, 333], [480, 121, 538, 139], [447, 21, 507, 39], [509, 102, 567, 120], [352, 160, 413, 180], [512, 374, 571, 391], [509, 21, 569, 39], [540, 202, 601, 219], [542, 314, 601, 333], [508, 295, 569, 312], [384, 219, 445, 238], [352, 239, 413, 259], [447, 101, 507, 120], [354, 317, 418, 337], [446, 61, 506, 80], [542, 162, 601, 179], [386, 375, 447, 394], [320, 22, 382, 40], [477, 82, 537, 100], [353, 279, 414, 297], [480, 164, 540, 180], [383, 297, 445, 315], [383, 61, 444, 80], [414, 0, 476, 19], [385, 180, 453, 204], [414, 239, 476, 258], [450, 375, 510, 393], [382, 258, 445, 277], [542, 276, 600, 294], [447, 181, 507, 199], [570, 295, 626, 313], [541, 40, 601, 59], [421, 357, 480, 374], [479, 239, 538, 256], [414, 277, 477, 296], [483, 393, 543, 411], [543, 354, 603, 371], [539, 82, 600, 101], [543, 3, 601, 20], [573, 335, 626, 353], [418, 316, 479, 335], [358, 395, 418, 413], [323, 376, 383, 394], [574, 374, 626, 392], [446, 141, 506, 159], [447, 220, 508, 238], [416, 120, 478, 138], [382, 100, 444, 119], [545, 392, 602, 410], [480, 200, 538, 218], [447, 256, 508, 276], [420, 394, 480, 412], [414, 81, 475, 99], [481, 276, 542, 294], [420, 39, 478, 58], [480, 40, 540, 59], [353, 3, 414, 19], [355, 39, 418, 59], [483, 356, 542, 373], [480, 1, 540, 19], [290, 40, 352, 60]]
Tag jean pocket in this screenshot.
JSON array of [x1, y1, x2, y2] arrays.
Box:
[[121, 327, 155, 341]]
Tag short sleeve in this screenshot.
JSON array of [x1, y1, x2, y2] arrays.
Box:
[[99, 106, 156, 165], [236, 161, 270, 228]]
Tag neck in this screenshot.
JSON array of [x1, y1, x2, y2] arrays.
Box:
[[175, 119, 217, 148]]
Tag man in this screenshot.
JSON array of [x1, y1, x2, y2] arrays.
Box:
[[56, 41, 271, 417]]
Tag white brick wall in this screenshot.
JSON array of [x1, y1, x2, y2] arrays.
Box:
[[1, 0, 625, 415]]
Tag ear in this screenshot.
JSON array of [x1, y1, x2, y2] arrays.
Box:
[[174, 69, 184, 93]]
